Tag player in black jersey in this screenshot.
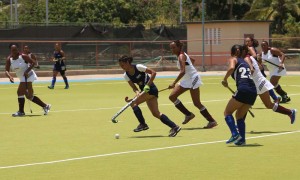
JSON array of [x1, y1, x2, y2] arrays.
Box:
[[118, 55, 181, 137]]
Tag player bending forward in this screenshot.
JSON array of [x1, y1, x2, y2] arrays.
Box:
[[118, 55, 181, 137]]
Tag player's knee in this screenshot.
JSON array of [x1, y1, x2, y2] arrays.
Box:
[[264, 102, 273, 109], [25, 94, 33, 101], [169, 94, 177, 102], [152, 112, 160, 119]]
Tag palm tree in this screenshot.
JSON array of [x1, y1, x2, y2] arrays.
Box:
[[243, 0, 300, 34]]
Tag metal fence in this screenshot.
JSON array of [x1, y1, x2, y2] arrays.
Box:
[[1, 38, 299, 71]]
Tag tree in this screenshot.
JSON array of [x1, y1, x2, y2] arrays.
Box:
[[243, 0, 300, 34]]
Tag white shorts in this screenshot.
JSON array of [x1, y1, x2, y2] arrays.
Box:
[[18, 71, 38, 82], [255, 79, 274, 94], [269, 67, 287, 77], [179, 75, 203, 89]]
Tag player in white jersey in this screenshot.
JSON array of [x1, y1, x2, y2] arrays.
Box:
[[5, 44, 51, 117], [248, 55, 296, 124], [260, 41, 291, 103], [168, 40, 218, 128]]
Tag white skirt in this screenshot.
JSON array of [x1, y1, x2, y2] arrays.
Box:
[[179, 75, 203, 89], [254, 78, 274, 95], [268, 67, 287, 77], [18, 70, 38, 82]]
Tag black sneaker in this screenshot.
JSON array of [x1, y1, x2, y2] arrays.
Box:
[[280, 96, 291, 103], [133, 124, 149, 132], [48, 86, 54, 89], [182, 113, 195, 124], [234, 139, 246, 146], [169, 126, 181, 137], [12, 111, 25, 117]]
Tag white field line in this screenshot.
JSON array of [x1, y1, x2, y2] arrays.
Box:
[[0, 99, 228, 115], [1, 92, 300, 115], [0, 130, 299, 170]]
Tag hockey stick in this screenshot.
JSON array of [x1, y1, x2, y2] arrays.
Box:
[[158, 87, 169, 92], [263, 59, 284, 69], [227, 86, 255, 118], [112, 91, 145, 123], [25, 77, 33, 113], [124, 87, 169, 103]]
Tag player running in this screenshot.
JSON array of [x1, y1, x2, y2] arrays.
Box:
[[118, 55, 181, 137], [222, 44, 257, 146], [168, 40, 218, 128], [260, 41, 291, 103], [247, 54, 297, 124]]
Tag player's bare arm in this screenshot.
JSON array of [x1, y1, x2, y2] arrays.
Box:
[[22, 55, 34, 77], [128, 81, 140, 95], [145, 68, 156, 86], [169, 54, 186, 89], [5, 57, 14, 83], [248, 46, 257, 58], [271, 47, 285, 63], [222, 57, 236, 87]]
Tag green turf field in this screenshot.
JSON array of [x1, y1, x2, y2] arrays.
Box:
[[0, 75, 299, 180]]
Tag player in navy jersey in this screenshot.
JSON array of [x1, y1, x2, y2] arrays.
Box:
[[48, 43, 69, 89], [118, 55, 181, 137], [222, 44, 257, 146], [5, 44, 51, 116], [168, 40, 218, 128]]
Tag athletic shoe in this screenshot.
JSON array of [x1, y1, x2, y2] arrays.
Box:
[[234, 139, 246, 146], [48, 86, 54, 89], [226, 134, 242, 144], [289, 109, 297, 124], [12, 111, 25, 117], [169, 126, 182, 137], [64, 86, 69, 89], [43, 104, 51, 115], [133, 124, 149, 132], [274, 96, 281, 104], [182, 112, 195, 124], [203, 121, 218, 129], [280, 96, 291, 103]]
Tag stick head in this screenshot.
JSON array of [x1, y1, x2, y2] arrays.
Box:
[[112, 118, 118, 123]]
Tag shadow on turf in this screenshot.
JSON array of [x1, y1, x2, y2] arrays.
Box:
[[247, 130, 291, 134], [26, 115, 43, 117], [228, 143, 263, 147], [181, 127, 206, 130], [129, 135, 166, 138]]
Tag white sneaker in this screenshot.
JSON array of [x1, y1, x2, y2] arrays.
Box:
[[43, 104, 51, 115]]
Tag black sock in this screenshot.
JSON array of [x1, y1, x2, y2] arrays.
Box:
[[273, 103, 292, 116], [63, 76, 69, 87], [18, 97, 25, 113], [32, 96, 46, 108], [174, 99, 191, 116], [160, 114, 176, 128], [133, 106, 146, 125], [274, 84, 288, 97], [200, 107, 215, 122]]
